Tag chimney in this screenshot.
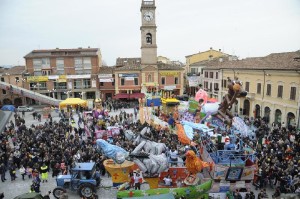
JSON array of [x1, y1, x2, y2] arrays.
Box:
[[210, 47, 213, 50], [88, 46, 90, 48], [219, 49, 221, 52], [78, 47, 82, 49], [56, 47, 59, 50]]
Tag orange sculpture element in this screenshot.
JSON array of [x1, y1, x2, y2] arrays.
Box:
[[176, 123, 190, 145], [185, 150, 210, 174]]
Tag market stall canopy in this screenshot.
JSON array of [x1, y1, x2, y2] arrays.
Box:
[[129, 93, 145, 99], [113, 93, 130, 99], [59, 98, 87, 109], [1, 105, 15, 112]]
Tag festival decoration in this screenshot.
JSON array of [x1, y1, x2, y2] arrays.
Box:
[[195, 89, 208, 104]]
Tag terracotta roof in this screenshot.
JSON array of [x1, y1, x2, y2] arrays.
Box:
[[24, 48, 100, 58], [32, 48, 99, 53], [157, 63, 185, 70], [204, 51, 300, 70], [99, 66, 114, 74], [114, 65, 141, 71], [2, 66, 26, 75]]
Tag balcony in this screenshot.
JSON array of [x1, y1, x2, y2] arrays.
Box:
[[54, 86, 67, 90], [187, 72, 201, 76]]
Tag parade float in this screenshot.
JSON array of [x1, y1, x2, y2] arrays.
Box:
[[95, 77, 256, 199]]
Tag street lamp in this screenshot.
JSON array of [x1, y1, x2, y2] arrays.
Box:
[[48, 89, 56, 99], [64, 90, 71, 98], [79, 91, 86, 100]]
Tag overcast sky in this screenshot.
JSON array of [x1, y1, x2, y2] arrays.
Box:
[[0, 0, 299, 66]]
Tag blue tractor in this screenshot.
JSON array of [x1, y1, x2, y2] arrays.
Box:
[[53, 162, 100, 199]]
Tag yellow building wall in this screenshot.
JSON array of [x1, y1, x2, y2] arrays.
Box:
[[222, 69, 299, 126]]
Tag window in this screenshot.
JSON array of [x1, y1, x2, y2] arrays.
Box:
[[257, 83, 261, 94], [42, 70, 51, 75], [222, 79, 227, 88], [277, 85, 283, 98], [15, 77, 20, 83], [41, 58, 50, 66], [214, 83, 219, 91], [210, 83, 212, 91], [83, 79, 91, 88], [100, 82, 104, 86], [121, 78, 125, 85], [56, 58, 64, 74], [245, 82, 250, 92], [2, 89, 6, 94], [266, 84, 271, 96], [175, 77, 179, 84], [204, 81, 208, 89], [33, 59, 42, 70], [215, 72, 219, 79], [0, 77, 4, 82], [148, 74, 152, 82], [290, 87, 296, 100], [191, 68, 198, 74], [34, 71, 42, 76], [74, 80, 82, 89], [204, 72, 208, 78], [209, 72, 214, 78], [161, 77, 165, 85], [134, 78, 138, 85], [146, 33, 152, 44]]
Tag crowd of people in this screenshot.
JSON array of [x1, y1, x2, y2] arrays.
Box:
[[0, 98, 299, 199]]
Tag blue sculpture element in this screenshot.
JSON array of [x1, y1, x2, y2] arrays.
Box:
[[96, 139, 129, 163]]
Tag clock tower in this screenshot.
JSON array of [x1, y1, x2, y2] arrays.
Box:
[[140, 0, 157, 66]]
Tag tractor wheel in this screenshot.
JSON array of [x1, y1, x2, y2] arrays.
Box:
[[53, 187, 66, 199], [78, 183, 95, 198]]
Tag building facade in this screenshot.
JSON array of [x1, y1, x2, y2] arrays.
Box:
[[98, 67, 115, 101], [185, 49, 231, 96], [204, 51, 300, 128], [0, 66, 27, 106], [24, 48, 101, 102]]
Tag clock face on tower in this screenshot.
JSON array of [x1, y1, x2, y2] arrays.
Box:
[[144, 11, 154, 21]]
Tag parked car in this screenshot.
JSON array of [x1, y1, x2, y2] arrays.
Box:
[[17, 106, 34, 112]]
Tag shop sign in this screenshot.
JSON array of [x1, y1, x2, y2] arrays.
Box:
[[27, 76, 49, 82], [119, 73, 138, 77], [48, 75, 59, 80], [125, 77, 134, 80], [99, 78, 114, 82], [67, 74, 91, 79], [160, 71, 179, 76], [141, 82, 158, 86], [98, 74, 112, 78], [58, 75, 67, 82]]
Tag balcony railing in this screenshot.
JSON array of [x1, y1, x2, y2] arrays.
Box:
[[54, 86, 67, 90], [187, 72, 201, 76]]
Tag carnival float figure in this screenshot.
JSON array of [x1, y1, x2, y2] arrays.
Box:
[[130, 126, 169, 177], [216, 77, 247, 126], [184, 150, 210, 185]]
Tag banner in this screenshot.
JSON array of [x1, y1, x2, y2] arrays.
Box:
[[119, 73, 138, 77], [27, 76, 49, 82], [92, 80, 96, 88], [99, 78, 114, 82], [188, 76, 199, 87], [214, 165, 228, 180], [159, 71, 179, 76], [98, 74, 112, 78]]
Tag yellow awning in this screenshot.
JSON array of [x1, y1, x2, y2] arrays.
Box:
[[59, 98, 87, 109]]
